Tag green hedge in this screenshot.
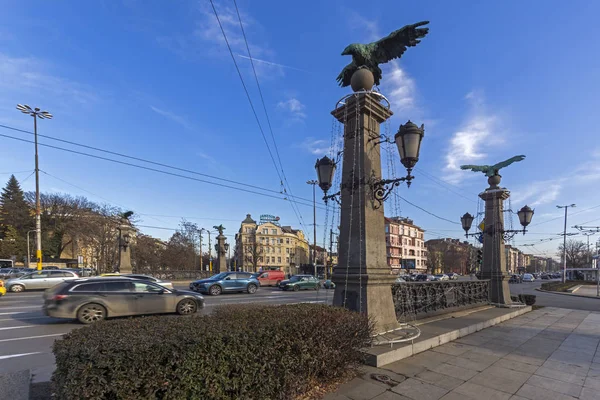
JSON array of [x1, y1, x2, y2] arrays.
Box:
[[52, 304, 372, 400]]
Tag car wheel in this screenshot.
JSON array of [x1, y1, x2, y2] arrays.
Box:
[[10, 284, 24, 293], [176, 299, 197, 315], [77, 303, 106, 324], [275, 280, 281, 287], [293, 285, 299, 292], [247, 284, 257, 294], [209, 285, 222, 296]]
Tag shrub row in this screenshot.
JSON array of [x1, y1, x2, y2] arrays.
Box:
[[52, 304, 372, 400], [511, 294, 536, 305]]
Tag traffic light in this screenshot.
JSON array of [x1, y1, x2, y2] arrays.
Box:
[[477, 249, 483, 265]]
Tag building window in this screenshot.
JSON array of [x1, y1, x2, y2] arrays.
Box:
[[263, 229, 268, 234], [278, 257, 281, 263], [271, 238, 276, 245], [385, 225, 389, 233], [277, 247, 281, 253], [286, 248, 290, 254], [286, 238, 290, 244], [272, 257, 276, 263], [271, 229, 277, 235], [286, 257, 289, 263]]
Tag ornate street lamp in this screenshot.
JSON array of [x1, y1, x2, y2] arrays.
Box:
[[315, 120, 424, 208], [517, 205, 534, 230], [122, 233, 131, 249], [460, 212, 474, 234]]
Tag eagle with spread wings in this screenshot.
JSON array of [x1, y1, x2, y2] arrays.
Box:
[[336, 21, 429, 87], [460, 155, 526, 177]]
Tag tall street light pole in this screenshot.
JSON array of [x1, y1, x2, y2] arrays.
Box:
[[26, 229, 36, 268], [16, 104, 52, 271], [557, 204, 576, 283], [307, 180, 318, 278]]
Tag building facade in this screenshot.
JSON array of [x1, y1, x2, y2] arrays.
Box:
[[385, 217, 427, 273], [425, 238, 476, 275], [234, 214, 309, 274]]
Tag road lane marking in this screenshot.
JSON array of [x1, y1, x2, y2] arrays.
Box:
[[0, 326, 35, 331], [0, 352, 42, 360], [0, 312, 25, 316], [0, 316, 51, 322], [0, 306, 41, 310], [0, 333, 64, 343]]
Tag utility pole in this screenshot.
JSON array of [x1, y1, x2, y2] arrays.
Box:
[[557, 204, 576, 283], [16, 105, 52, 271], [198, 229, 203, 272], [329, 229, 334, 278], [307, 180, 318, 278], [207, 230, 212, 272]]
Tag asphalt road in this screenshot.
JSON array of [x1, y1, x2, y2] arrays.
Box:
[[509, 279, 600, 311], [0, 285, 333, 382]]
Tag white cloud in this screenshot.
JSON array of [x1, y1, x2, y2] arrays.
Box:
[[382, 61, 416, 113], [299, 138, 332, 156], [443, 91, 503, 184], [197, 152, 216, 163], [277, 98, 306, 121], [511, 180, 563, 207], [149, 106, 192, 130], [0, 52, 97, 108]]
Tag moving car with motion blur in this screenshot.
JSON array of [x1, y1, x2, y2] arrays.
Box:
[[43, 277, 204, 324], [323, 279, 336, 289], [5, 270, 79, 292], [100, 273, 173, 289], [0, 280, 6, 296], [251, 270, 286, 287], [189, 272, 259, 296], [522, 273, 535, 282], [279, 275, 320, 291]]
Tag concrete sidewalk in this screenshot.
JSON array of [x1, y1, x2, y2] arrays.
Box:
[[327, 307, 600, 400]]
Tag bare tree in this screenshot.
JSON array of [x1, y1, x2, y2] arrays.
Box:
[[557, 240, 590, 269], [244, 236, 263, 272]]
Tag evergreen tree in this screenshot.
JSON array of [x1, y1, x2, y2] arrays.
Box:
[[0, 175, 33, 235], [0, 225, 19, 259]]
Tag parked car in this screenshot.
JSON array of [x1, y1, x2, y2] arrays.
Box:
[[446, 273, 460, 280], [279, 275, 320, 291], [0, 280, 6, 296], [433, 274, 450, 281], [415, 274, 435, 282], [5, 270, 79, 292], [251, 270, 285, 287], [189, 272, 259, 296], [323, 279, 336, 289], [41, 266, 60, 270], [43, 277, 204, 324], [395, 277, 406, 284], [522, 273, 535, 282]]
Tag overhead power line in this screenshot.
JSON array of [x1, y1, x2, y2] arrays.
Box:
[[394, 193, 461, 225], [0, 132, 325, 210], [208, 0, 309, 237], [0, 123, 313, 204]]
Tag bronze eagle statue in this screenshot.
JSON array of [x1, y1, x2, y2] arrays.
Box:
[[213, 224, 225, 235], [460, 155, 526, 177], [336, 21, 429, 87]]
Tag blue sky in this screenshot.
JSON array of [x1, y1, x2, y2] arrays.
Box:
[[1, 1, 599, 259]]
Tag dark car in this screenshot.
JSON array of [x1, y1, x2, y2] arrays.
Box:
[[509, 274, 522, 283], [279, 275, 320, 291], [43, 277, 204, 324], [0, 268, 26, 280], [189, 272, 259, 296], [415, 274, 435, 282]]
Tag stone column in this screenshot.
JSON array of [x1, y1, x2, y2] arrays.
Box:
[[479, 175, 512, 304], [216, 234, 227, 274], [331, 93, 400, 334], [116, 223, 135, 274]]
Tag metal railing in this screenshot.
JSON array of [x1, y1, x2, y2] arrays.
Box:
[[391, 280, 490, 319]]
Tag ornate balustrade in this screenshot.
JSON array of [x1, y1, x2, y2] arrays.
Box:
[[391, 280, 490, 320]]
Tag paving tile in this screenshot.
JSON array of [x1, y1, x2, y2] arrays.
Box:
[[371, 392, 413, 400], [470, 343, 514, 358], [580, 387, 598, 400], [493, 358, 539, 374], [445, 351, 500, 372], [431, 342, 474, 356], [455, 334, 493, 346], [509, 396, 529, 400], [469, 365, 531, 394], [533, 366, 585, 385], [526, 375, 582, 397], [540, 359, 589, 376], [548, 349, 593, 368], [405, 350, 453, 369], [322, 392, 352, 400], [452, 381, 511, 400], [503, 353, 546, 367], [383, 361, 427, 378], [584, 376, 600, 390], [414, 370, 463, 391], [515, 383, 578, 400], [391, 378, 448, 400], [335, 377, 387, 400], [438, 393, 468, 400], [430, 362, 478, 381], [586, 362, 600, 378]]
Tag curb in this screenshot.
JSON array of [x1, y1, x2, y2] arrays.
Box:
[[535, 288, 600, 300]]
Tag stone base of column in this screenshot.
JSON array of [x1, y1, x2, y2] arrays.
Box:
[[332, 272, 400, 334], [480, 271, 512, 305]]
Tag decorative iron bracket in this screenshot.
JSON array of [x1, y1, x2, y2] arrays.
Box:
[[371, 171, 414, 209], [367, 133, 393, 147]]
